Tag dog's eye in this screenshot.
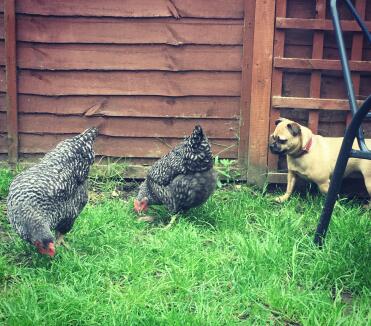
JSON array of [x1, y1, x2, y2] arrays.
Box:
[[277, 138, 287, 144]]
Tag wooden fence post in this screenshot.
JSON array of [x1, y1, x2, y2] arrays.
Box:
[[4, 0, 19, 165], [238, 0, 256, 174], [247, 0, 276, 186]]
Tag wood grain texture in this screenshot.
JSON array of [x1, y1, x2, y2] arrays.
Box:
[[8, 42, 242, 71], [284, 30, 371, 60], [348, 0, 366, 126], [1, 114, 238, 139], [271, 96, 364, 111], [286, 0, 316, 19], [16, 15, 243, 45], [4, 0, 18, 163], [276, 17, 371, 31], [0, 69, 4, 90], [0, 15, 3, 40], [0, 0, 244, 19], [0, 134, 5, 153], [274, 57, 371, 71], [0, 112, 5, 131], [282, 72, 310, 98], [0, 94, 240, 119], [238, 0, 255, 168], [308, 0, 325, 134], [0, 70, 241, 96], [269, 0, 287, 171], [247, 0, 276, 185], [17, 134, 238, 158], [0, 40, 3, 64], [0, 0, 245, 169]]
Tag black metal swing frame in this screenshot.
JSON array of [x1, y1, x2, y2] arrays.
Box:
[[314, 0, 371, 246]]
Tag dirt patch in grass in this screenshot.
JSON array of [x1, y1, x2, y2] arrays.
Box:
[[118, 180, 140, 199]]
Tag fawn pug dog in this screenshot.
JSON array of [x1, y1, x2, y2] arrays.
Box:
[[269, 118, 371, 205]]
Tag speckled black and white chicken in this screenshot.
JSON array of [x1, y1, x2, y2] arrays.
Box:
[[7, 127, 98, 257], [134, 125, 216, 222]]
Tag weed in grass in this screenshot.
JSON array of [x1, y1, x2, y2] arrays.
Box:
[[89, 162, 127, 192], [213, 156, 241, 188], [0, 167, 370, 325]]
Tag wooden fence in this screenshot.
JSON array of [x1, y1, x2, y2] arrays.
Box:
[[0, 0, 370, 183], [267, 0, 371, 184]]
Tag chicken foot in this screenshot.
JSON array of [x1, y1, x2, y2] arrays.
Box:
[[163, 213, 179, 230], [55, 232, 71, 249], [137, 215, 155, 223]]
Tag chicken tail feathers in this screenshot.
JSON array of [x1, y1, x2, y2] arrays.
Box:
[[189, 125, 205, 148], [79, 127, 99, 142]]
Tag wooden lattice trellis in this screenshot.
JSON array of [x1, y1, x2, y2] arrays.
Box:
[[268, 0, 371, 182]]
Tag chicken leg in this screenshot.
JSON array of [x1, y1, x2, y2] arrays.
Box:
[[56, 232, 70, 249], [163, 213, 179, 229]]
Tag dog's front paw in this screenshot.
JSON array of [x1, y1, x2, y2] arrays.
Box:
[[274, 195, 289, 203]]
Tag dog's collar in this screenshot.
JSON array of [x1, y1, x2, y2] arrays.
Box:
[[291, 136, 313, 158], [302, 136, 313, 153]]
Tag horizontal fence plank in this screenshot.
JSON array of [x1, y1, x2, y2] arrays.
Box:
[[0, 42, 242, 71], [0, 70, 241, 96], [274, 57, 371, 72], [266, 172, 287, 184], [16, 134, 237, 158], [0, 113, 239, 139], [283, 29, 371, 50], [271, 96, 365, 110], [0, 94, 240, 119], [17, 16, 243, 45], [276, 17, 371, 31], [0, 0, 244, 19]]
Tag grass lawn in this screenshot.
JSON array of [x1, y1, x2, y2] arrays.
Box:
[[0, 167, 370, 325]]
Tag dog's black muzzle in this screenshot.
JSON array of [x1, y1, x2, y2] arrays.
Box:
[[269, 141, 284, 155]]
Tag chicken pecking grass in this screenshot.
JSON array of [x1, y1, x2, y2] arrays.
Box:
[[6, 127, 98, 257], [135, 125, 217, 226]]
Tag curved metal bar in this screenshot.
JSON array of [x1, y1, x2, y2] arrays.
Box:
[[314, 1, 371, 246], [330, 0, 369, 152], [314, 95, 371, 246], [344, 0, 371, 44]]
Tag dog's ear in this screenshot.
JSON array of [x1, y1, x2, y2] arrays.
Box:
[[287, 123, 301, 136], [275, 118, 284, 126]]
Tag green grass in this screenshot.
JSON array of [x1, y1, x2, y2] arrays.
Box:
[[0, 168, 370, 325]]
